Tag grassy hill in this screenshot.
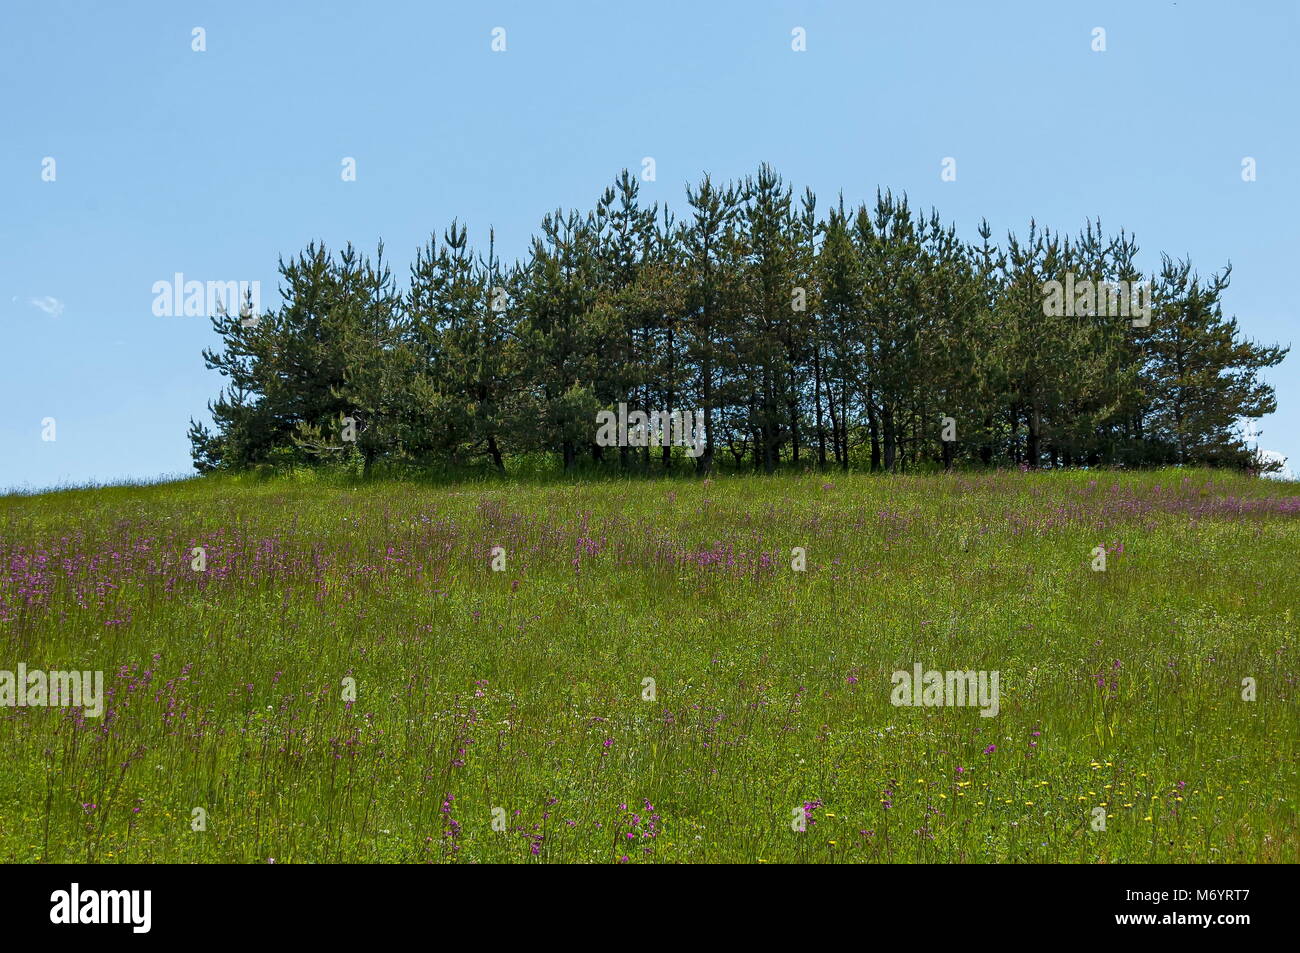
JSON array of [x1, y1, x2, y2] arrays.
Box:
[[1, 468, 1296, 863]]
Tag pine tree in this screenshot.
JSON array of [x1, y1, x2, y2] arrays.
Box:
[[191, 166, 1289, 479], [1144, 258, 1287, 465]]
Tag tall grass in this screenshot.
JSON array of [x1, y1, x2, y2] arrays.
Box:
[[0, 468, 1295, 862]]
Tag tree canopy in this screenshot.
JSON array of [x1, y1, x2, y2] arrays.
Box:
[[190, 166, 1287, 477]]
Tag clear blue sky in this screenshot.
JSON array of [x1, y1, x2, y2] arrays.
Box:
[[2, 0, 1296, 490]]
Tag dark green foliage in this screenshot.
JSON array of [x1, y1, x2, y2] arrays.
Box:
[[191, 168, 1288, 476]]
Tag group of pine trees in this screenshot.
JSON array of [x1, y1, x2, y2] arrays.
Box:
[[189, 165, 1287, 477]]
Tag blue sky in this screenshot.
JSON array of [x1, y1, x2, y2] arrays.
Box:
[[2, 0, 1296, 490]]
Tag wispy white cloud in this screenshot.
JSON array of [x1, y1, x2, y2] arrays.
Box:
[[29, 295, 65, 317], [1257, 449, 1293, 481]]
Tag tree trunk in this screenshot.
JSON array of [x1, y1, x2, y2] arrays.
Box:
[[869, 388, 881, 473], [883, 404, 896, 472], [1027, 405, 1041, 469]]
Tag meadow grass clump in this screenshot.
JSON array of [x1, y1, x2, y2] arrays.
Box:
[[0, 468, 1295, 863]]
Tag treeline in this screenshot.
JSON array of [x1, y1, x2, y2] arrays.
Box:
[[189, 165, 1287, 476]]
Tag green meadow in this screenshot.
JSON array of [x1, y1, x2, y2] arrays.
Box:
[[0, 468, 1295, 863]]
